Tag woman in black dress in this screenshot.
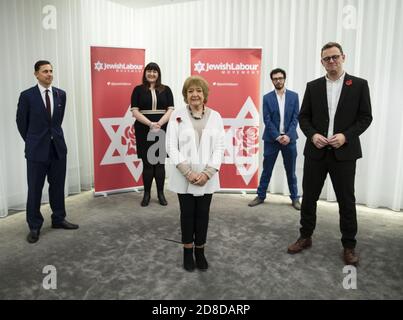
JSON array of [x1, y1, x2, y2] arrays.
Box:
[[131, 62, 174, 206]]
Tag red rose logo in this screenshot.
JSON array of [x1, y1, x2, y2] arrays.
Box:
[[176, 117, 182, 123], [122, 125, 136, 155], [234, 126, 259, 157], [345, 79, 352, 86]]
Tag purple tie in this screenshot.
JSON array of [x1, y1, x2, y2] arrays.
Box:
[[45, 89, 51, 118]]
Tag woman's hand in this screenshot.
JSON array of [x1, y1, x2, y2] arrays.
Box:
[[149, 122, 161, 132], [186, 171, 199, 184], [193, 173, 209, 186]]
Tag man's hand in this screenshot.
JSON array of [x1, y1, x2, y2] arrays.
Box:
[[312, 133, 329, 149], [278, 135, 290, 145], [328, 133, 346, 149]]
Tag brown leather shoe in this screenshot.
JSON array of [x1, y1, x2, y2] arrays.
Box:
[[287, 237, 312, 254], [343, 248, 359, 266]]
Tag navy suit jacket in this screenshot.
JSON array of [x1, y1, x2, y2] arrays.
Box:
[[16, 85, 67, 162], [262, 89, 300, 143], [299, 73, 372, 161]]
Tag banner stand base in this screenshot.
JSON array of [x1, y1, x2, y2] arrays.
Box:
[[93, 186, 144, 198], [217, 189, 256, 194]]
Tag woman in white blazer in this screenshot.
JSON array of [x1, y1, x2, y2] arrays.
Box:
[[166, 76, 225, 272]]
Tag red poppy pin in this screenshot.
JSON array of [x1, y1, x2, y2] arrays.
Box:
[[345, 79, 352, 86], [176, 117, 182, 123]]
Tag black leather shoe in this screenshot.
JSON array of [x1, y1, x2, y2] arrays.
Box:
[[27, 230, 40, 243], [157, 191, 168, 206], [51, 220, 79, 230], [141, 192, 151, 207]]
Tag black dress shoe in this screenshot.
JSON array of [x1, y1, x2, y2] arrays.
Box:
[[51, 220, 79, 230], [141, 192, 150, 207], [157, 191, 168, 206], [27, 230, 40, 243]]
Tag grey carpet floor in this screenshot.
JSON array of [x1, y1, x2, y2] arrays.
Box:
[[0, 190, 402, 300]]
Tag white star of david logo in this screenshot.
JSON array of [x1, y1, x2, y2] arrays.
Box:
[[223, 96, 260, 185], [94, 61, 104, 72], [99, 107, 143, 181], [194, 60, 206, 74]]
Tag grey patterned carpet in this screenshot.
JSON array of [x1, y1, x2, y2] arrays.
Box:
[[0, 190, 402, 300]]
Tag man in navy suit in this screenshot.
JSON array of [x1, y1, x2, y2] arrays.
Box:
[[16, 60, 79, 244], [287, 43, 372, 266], [249, 68, 301, 210]]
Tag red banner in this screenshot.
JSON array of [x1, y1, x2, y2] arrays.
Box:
[[90, 47, 145, 194], [191, 48, 262, 190]]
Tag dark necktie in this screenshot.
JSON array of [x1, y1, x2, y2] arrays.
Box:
[[45, 89, 51, 118]]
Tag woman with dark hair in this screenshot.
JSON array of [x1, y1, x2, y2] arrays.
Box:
[[166, 76, 225, 271], [131, 62, 174, 206]]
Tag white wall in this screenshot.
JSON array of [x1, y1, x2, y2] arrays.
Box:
[[0, 0, 136, 216], [130, 0, 403, 211], [0, 0, 402, 216]]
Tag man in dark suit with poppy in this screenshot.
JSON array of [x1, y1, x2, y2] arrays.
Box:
[[287, 43, 372, 266], [17, 60, 78, 244]]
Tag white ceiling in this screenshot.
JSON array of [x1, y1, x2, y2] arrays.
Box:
[[108, 0, 199, 9]]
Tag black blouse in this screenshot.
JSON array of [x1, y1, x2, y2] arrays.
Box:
[[131, 84, 174, 114]]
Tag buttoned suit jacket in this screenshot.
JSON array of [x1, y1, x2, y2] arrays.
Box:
[[299, 73, 372, 161], [262, 89, 300, 145], [16, 85, 67, 162]]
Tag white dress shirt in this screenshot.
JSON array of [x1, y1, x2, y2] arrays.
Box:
[[275, 89, 286, 135], [325, 72, 345, 138], [38, 83, 54, 116]]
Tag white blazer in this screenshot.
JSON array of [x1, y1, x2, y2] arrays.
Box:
[[166, 106, 225, 196]]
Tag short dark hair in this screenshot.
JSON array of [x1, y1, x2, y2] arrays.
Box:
[[321, 42, 344, 56], [142, 62, 165, 92], [270, 68, 286, 80], [34, 60, 51, 72]]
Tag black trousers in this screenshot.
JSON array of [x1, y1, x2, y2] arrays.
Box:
[[142, 158, 165, 193], [26, 141, 66, 231], [178, 193, 213, 246], [300, 149, 357, 248]]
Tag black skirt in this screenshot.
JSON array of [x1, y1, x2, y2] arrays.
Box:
[[134, 114, 167, 161]]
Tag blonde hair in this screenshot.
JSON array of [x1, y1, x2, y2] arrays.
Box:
[[182, 76, 209, 104]]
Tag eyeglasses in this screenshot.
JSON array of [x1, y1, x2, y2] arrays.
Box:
[[322, 55, 341, 63], [272, 77, 285, 82]]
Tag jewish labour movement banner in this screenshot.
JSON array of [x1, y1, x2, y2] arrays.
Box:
[[191, 48, 262, 190], [90, 46, 145, 194]]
